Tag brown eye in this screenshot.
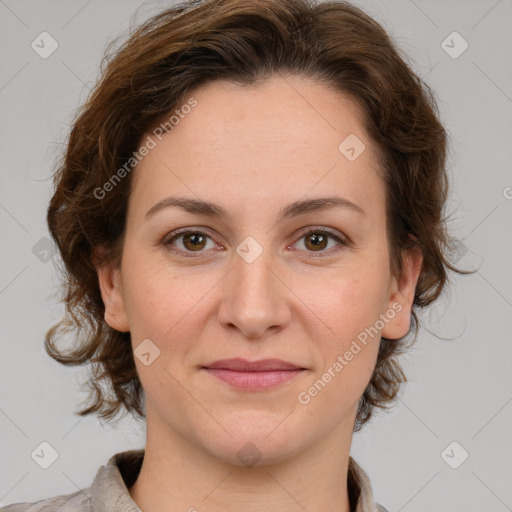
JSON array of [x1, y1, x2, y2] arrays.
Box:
[[304, 232, 329, 251], [165, 229, 217, 256], [181, 232, 208, 251], [293, 228, 348, 257]]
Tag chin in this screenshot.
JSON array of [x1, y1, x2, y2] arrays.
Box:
[[196, 411, 308, 467], [208, 436, 301, 468]]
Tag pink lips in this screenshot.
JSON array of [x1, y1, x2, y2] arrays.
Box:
[[202, 358, 306, 390]]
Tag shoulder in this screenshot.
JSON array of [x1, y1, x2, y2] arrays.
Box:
[[1, 449, 144, 512], [1, 489, 89, 511]]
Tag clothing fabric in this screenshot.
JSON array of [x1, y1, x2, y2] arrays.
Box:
[[1, 449, 388, 511]]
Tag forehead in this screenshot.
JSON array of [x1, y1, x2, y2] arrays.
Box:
[[169, 76, 371, 160], [129, 75, 386, 223]]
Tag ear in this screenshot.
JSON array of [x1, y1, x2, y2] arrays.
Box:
[[94, 249, 130, 333], [381, 244, 423, 340]]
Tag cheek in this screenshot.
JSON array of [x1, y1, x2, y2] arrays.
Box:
[[306, 287, 381, 412], [123, 277, 169, 339], [122, 269, 197, 395], [308, 272, 387, 382], [121, 256, 217, 358], [312, 270, 388, 336]]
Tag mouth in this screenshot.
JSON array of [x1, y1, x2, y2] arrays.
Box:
[[201, 358, 307, 391]]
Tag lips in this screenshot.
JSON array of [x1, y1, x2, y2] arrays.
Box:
[[201, 358, 306, 391], [202, 358, 303, 371]]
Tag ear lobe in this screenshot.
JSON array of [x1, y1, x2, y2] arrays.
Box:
[[381, 245, 423, 340], [96, 260, 130, 333]]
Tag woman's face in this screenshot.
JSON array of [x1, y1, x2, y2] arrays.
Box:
[[98, 75, 421, 465]]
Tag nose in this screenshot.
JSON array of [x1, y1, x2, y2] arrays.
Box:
[[216, 247, 291, 339]]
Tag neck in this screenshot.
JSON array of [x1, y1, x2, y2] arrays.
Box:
[[128, 407, 357, 512]]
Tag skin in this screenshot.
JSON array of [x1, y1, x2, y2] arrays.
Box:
[[96, 75, 423, 512]]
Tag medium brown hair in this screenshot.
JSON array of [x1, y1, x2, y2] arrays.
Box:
[[45, 0, 473, 431]]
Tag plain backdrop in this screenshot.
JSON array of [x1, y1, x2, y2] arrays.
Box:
[[1, 1, 511, 510]]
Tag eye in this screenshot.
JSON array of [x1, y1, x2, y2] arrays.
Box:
[[164, 229, 219, 257], [291, 227, 348, 257]]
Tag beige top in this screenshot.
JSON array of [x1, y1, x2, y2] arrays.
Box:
[[1, 449, 388, 512]]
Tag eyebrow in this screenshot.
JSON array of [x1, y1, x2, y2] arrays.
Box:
[[145, 195, 366, 221]]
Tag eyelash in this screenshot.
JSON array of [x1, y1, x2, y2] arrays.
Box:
[[163, 227, 349, 259]]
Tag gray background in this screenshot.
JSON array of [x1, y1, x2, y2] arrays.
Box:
[[0, 0, 511, 510]]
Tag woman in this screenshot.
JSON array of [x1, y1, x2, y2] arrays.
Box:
[[2, 0, 471, 511]]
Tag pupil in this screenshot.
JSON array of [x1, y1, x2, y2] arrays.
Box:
[[308, 233, 326, 250], [185, 233, 205, 250]]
